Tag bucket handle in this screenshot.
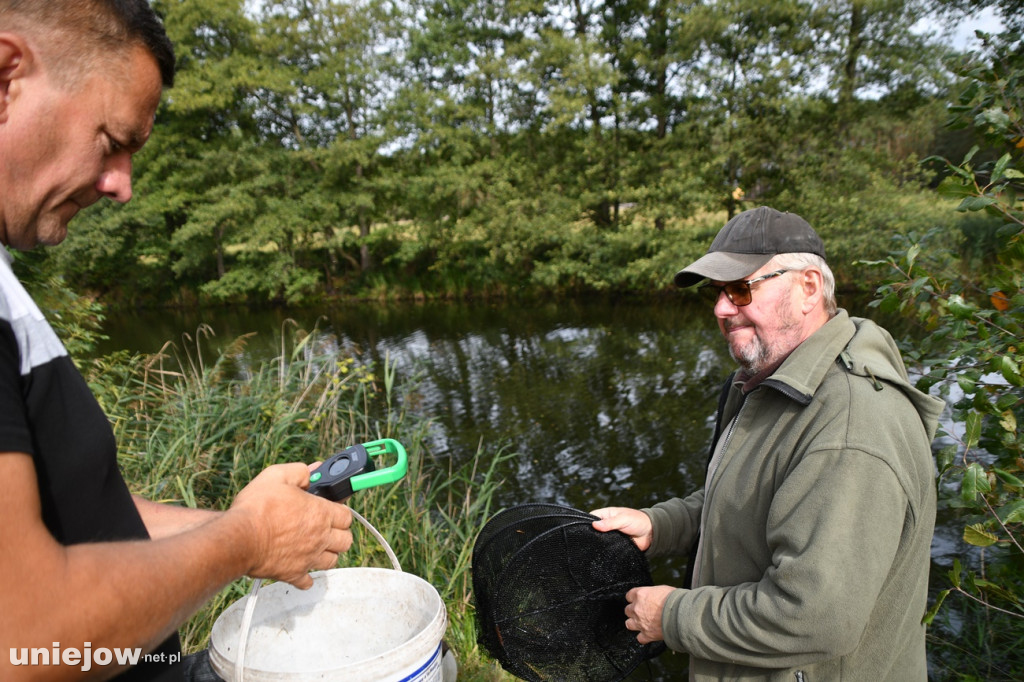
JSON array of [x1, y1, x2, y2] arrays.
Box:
[[232, 507, 401, 682], [350, 507, 403, 572]]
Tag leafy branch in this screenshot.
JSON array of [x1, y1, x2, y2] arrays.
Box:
[[877, 29, 1024, 675]]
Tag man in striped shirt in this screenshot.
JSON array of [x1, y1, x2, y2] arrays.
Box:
[[0, 3, 354, 679]]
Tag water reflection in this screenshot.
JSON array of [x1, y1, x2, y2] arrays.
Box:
[[99, 299, 732, 515], [386, 301, 730, 514]]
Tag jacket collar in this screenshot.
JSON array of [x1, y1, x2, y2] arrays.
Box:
[[760, 309, 856, 405]]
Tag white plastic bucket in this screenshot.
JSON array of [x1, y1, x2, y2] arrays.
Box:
[[208, 567, 447, 681]]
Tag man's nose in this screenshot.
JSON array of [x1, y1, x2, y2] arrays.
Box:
[[95, 154, 134, 203], [714, 290, 739, 317]]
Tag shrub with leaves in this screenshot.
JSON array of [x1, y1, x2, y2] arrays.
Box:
[[870, 30, 1024, 680]]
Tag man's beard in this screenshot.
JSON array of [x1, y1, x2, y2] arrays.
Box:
[[730, 334, 775, 374], [726, 296, 800, 374]]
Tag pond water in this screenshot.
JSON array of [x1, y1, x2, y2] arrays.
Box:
[[97, 297, 735, 516], [96, 295, 961, 680]]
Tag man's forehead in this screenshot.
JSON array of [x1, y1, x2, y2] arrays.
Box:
[[98, 47, 163, 145]]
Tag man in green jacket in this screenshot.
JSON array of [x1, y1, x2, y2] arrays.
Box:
[[592, 206, 945, 681]]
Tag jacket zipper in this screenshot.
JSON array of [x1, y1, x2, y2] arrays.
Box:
[[708, 395, 746, 488], [693, 398, 747, 585]]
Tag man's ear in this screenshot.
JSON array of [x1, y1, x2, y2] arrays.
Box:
[[0, 32, 31, 124], [799, 268, 824, 314]]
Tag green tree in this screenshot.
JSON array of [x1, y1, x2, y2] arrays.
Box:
[[618, 0, 713, 231], [258, 0, 404, 277], [812, 0, 944, 134], [393, 0, 555, 291], [683, 0, 816, 217], [40, 0, 994, 305]]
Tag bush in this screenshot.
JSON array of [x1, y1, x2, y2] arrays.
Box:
[[871, 30, 1024, 681]]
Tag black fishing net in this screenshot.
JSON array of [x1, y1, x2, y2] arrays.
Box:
[[472, 503, 666, 682]]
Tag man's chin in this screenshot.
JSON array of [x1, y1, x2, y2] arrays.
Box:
[[731, 342, 769, 375], [35, 219, 71, 247], [36, 232, 69, 248]]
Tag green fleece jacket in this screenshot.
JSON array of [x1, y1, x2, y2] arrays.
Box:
[[643, 310, 944, 681]]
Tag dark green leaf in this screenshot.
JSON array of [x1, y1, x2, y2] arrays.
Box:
[[935, 445, 957, 475], [949, 558, 963, 587], [992, 153, 1011, 182], [956, 196, 998, 212], [961, 460, 990, 503], [964, 413, 983, 452], [922, 589, 950, 625], [999, 499, 1024, 524]]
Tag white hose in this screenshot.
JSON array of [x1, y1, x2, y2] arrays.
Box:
[[231, 508, 401, 682]]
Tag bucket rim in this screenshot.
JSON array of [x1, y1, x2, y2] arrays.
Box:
[[209, 567, 447, 680]]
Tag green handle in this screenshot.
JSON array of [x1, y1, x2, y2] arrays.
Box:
[[350, 438, 408, 491]]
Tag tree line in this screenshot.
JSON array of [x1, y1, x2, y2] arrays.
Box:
[[23, 0, 1016, 306]]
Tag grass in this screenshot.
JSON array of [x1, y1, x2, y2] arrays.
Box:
[[926, 597, 1024, 681], [86, 323, 516, 679]]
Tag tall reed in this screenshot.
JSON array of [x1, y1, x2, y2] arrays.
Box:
[[87, 323, 513, 678]]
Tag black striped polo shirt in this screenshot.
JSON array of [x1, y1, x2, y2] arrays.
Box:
[[0, 247, 182, 681]]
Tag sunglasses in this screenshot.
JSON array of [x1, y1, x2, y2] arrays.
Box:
[[698, 269, 790, 307]]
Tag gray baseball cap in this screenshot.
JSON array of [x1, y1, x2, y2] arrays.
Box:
[[673, 206, 826, 288]]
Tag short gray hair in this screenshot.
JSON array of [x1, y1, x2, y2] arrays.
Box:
[[769, 252, 837, 316]]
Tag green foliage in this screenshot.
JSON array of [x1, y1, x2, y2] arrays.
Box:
[[47, 0, 975, 305], [872, 29, 1024, 680], [87, 325, 510, 675]]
